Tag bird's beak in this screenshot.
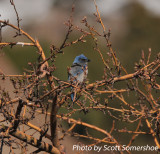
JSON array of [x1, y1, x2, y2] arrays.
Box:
[[87, 59, 90, 62]]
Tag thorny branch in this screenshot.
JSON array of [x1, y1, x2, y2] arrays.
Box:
[[10, 0, 21, 35]]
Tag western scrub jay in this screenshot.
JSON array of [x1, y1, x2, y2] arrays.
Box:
[[68, 54, 90, 102]]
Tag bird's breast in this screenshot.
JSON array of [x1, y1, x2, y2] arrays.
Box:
[[69, 65, 88, 82]]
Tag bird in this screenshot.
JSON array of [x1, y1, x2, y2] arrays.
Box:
[[68, 54, 90, 102]]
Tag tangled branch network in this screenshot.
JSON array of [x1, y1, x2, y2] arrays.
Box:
[[0, 0, 160, 154]]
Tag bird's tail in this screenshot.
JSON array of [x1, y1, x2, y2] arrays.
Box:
[[71, 93, 74, 102], [71, 89, 77, 103], [71, 84, 78, 103]]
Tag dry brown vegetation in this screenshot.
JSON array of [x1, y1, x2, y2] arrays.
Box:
[[0, 1, 160, 154]]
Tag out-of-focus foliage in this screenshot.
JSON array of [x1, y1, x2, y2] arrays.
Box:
[[116, 2, 160, 72]]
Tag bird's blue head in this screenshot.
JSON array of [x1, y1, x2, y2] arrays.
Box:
[[73, 54, 90, 65]]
